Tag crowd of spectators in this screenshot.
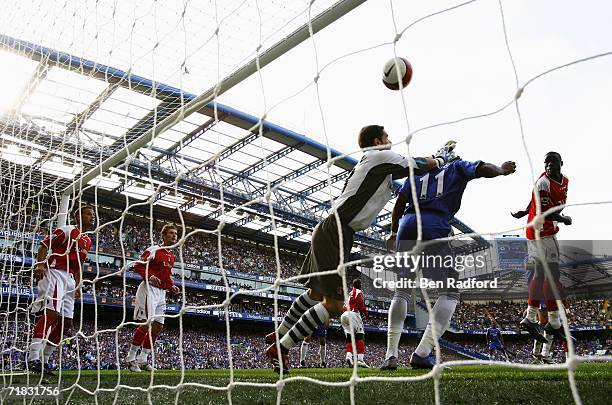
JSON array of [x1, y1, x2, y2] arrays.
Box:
[[94, 210, 304, 280], [3, 317, 607, 372], [451, 300, 610, 331], [0, 319, 457, 371], [56, 281, 612, 332], [79, 282, 293, 318], [458, 337, 609, 364]]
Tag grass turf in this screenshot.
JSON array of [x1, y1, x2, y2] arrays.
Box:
[[2, 363, 611, 404]]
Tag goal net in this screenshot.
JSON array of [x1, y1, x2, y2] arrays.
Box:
[[0, 0, 610, 404]]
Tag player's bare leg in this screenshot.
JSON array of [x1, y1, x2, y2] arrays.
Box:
[[265, 288, 322, 345]]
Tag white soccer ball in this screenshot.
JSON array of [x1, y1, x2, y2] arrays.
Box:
[[382, 57, 413, 90]]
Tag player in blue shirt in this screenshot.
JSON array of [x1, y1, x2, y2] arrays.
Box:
[[381, 142, 516, 370], [487, 322, 511, 361]]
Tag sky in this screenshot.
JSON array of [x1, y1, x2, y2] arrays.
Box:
[[218, 0, 612, 241], [1, 0, 611, 242]]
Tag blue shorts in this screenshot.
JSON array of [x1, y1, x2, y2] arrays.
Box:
[[397, 213, 452, 242], [395, 214, 458, 289], [311, 325, 327, 338], [489, 342, 503, 351]]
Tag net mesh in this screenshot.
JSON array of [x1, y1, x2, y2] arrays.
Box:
[[0, 0, 610, 404]]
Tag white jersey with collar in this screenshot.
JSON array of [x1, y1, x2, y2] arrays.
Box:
[[332, 149, 415, 231]]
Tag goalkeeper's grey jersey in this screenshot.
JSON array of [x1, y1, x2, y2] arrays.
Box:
[[332, 150, 416, 231]]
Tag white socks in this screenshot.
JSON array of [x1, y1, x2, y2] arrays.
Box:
[[43, 344, 56, 364], [533, 340, 542, 356], [127, 344, 140, 362], [526, 306, 539, 322], [415, 295, 458, 358], [548, 310, 561, 328], [137, 348, 151, 363], [319, 344, 326, 364], [300, 341, 309, 362], [542, 332, 554, 357], [28, 338, 43, 362], [385, 296, 407, 359]]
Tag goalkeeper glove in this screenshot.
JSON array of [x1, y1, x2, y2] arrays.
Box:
[[433, 140, 460, 165]]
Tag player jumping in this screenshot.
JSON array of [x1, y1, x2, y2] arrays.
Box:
[[28, 205, 95, 374], [341, 278, 369, 368], [381, 143, 516, 370], [126, 224, 180, 372], [511, 152, 571, 345], [264, 125, 449, 373]]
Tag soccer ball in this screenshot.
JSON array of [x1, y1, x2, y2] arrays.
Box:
[[382, 57, 413, 90]]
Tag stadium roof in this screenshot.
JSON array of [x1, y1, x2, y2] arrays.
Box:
[[0, 28, 480, 253]]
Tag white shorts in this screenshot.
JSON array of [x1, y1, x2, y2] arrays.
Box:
[[527, 235, 559, 265], [32, 269, 75, 318], [134, 281, 167, 324], [340, 311, 364, 335]]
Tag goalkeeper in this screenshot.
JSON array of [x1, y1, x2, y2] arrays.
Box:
[[265, 125, 447, 373]]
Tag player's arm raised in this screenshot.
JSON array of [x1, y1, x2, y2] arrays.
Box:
[[378, 150, 446, 180], [475, 161, 516, 178]]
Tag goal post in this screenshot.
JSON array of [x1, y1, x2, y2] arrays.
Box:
[[58, 0, 368, 227]]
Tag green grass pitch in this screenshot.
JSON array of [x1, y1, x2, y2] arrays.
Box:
[[3, 363, 611, 404]]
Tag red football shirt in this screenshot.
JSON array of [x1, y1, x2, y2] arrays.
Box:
[[134, 245, 175, 290], [342, 287, 367, 317], [526, 172, 569, 240], [41, 225, 91, 274]]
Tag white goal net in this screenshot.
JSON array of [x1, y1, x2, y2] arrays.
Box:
[[0, 0, 610, 404]]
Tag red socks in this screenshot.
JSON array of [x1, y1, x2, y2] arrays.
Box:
[[131, 326, 148, 346], [356, 340, 365, 354], [346, 341, 366, 354], [527, 278, 544, 307], [142, 330, 159, 350], [32, 313, 57, 339]]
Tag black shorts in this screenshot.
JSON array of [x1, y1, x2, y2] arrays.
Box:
[[301, 215, 354, 301]]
